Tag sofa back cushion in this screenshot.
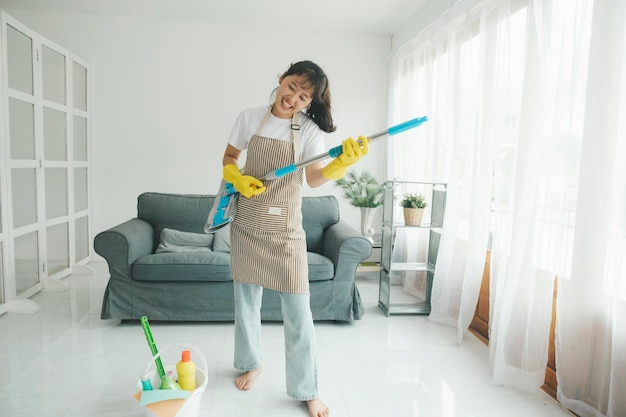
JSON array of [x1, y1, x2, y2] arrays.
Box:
[[156, 227, 214, 253], [137, 193, 340, 254], [138, 193, 215, 250], [301, 196, 340, 254]]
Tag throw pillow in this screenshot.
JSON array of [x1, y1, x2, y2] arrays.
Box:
[[156, 228, 214, 253], [212, 224, 231, 253]]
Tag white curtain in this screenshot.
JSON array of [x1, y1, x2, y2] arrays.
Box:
[[388, 0, 511, 339], [489, 0, 593, 391], [556, 0, 626, 415], [388, 0, 626, 415]]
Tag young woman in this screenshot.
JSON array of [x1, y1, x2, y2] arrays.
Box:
[[221, 60, 368, 417]]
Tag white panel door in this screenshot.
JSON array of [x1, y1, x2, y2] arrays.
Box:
[[0, 11, 90, 311], [71, 57, 90, 266], [3, 16, 42, 299]]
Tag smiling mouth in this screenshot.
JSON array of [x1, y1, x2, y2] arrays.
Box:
[[282, 97, 294, 109]]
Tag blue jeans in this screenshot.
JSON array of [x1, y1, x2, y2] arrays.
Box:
[[233, 280, 318, 400]]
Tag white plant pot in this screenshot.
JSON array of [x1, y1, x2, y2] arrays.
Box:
[[360, 207, 377, 243]]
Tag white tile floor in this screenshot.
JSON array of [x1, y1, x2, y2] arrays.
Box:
[[0, 261, 574, 417]]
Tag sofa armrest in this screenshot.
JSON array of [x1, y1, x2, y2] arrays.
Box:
[[94, 218, 154, 280], [322, 221, 372, 279]]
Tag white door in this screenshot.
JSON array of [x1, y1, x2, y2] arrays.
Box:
[[71, 57, 90, 267], [0, 11, 90, 311], [4, 16, 42, 299]]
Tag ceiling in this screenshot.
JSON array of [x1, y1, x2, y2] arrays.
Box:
[[0, 0, 431, 35]]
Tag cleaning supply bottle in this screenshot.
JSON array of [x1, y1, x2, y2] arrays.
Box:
[[140, 372, 153, 390], [176, 349, 196, 391], [160, 369, 182, 390]]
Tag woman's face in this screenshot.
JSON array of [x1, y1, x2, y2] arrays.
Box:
[[272, 74, 314, 119]]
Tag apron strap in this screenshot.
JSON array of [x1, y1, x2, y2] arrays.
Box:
[[291, 112, 301, 164], [255, 107, 302, 164], [254, 108, 271, 136]]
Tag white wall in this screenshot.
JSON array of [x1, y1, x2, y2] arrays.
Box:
[[2, 9, 389, 238]]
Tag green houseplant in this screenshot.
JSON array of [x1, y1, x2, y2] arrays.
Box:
[[400, 192, 428, 225], [335, 170, 384, 208], [335, 170, 384, 242], [399, 192, 428, 209]]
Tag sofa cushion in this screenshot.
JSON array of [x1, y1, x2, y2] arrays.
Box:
[[156, 228, 214, 253], [132, 251, 333, 283], [307, 252, 334, 281], [301, 196, 340, 254], [138, 193, 215, 250], [212, 226, 231, 253], [137, 193, 341, 255], [133, 251, 232, 282]]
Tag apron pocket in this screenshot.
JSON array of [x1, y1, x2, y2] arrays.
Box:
[[236, 198, 289, 232]]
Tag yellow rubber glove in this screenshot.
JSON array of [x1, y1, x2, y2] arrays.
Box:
[[223, 164, 266, 198], [322, 136, 369, 180]]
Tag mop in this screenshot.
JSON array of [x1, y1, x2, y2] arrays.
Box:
[[204, 116, 428, 233]]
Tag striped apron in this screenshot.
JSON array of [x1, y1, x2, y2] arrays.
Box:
[[230, 111, 309, 294]]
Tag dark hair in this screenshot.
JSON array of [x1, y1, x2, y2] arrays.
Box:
[[280, 60, 337, 133]]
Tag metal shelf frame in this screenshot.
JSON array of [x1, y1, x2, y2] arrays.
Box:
[[378, 181, 447, 316]]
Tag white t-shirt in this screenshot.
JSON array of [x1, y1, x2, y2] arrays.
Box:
[[227, 106, 326, 161]]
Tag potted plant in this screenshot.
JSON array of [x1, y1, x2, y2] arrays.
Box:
[[335, 170, 384, 242], [336, 170, 384, 208], [400, 192, 428, 226]]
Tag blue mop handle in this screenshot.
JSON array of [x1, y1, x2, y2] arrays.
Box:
[[262, 116, 428, 180]]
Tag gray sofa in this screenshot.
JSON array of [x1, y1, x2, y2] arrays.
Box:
[[94, 192, 371, 322]]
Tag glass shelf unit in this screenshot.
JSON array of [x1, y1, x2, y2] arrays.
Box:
[[378, 181, 447, 316]]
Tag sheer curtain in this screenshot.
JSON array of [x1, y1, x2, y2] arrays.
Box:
[[556, 0, 626, 415], [489, 0, 593, 391], [388, 0, 513, 340], [388, 0, 626, 415]]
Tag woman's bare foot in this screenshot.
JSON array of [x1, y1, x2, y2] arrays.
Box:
[[234, 368, 262, 391], [307, 398, 330, 417]]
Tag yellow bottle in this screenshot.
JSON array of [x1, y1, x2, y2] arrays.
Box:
[[176, 350, 196, 391]]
